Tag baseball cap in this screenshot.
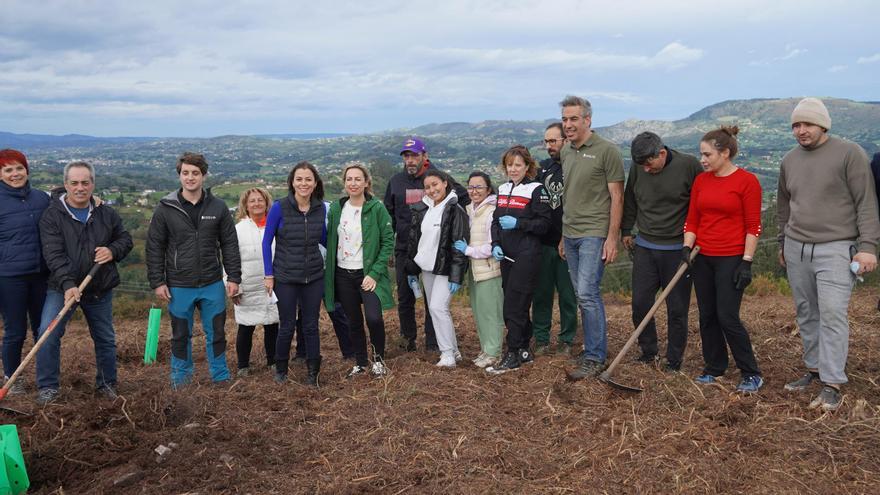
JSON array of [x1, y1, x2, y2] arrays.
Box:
[[400, 137, 427, 155]]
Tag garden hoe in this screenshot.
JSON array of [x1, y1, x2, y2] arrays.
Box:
[[0, 264, 102, 413], [598, 246, 699, 393]]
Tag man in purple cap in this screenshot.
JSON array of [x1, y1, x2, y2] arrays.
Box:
[[384, 137, 467, 352]]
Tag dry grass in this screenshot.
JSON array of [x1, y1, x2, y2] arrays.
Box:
[[7, 289, 880, 494]]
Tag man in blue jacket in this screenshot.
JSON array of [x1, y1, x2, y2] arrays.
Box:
[[146, 152, 241, 388], [36, 161, 133, 405]]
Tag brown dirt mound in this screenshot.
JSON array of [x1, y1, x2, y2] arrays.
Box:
[[6, 290, 880, 494]]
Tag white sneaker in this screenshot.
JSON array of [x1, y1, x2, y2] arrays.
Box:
[[436, 353, 457, 368], [472, 352, 487, 365], [474, 354, 498, 369], [370, 361, 388, 377], [454, 350, 462, 362]]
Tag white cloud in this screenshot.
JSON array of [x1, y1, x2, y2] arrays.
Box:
[[828, 65, 847, 73], [857, 53, 880, 64]]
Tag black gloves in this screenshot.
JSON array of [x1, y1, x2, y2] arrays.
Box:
[[681, 246, 693, 267], [733, 260, 752, 290]]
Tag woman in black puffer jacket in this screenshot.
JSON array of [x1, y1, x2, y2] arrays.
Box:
[[405, 169, 469, 368]]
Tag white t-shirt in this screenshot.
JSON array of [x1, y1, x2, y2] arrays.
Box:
[[414, 192, 456, 273], [337, 201, 364, 270]]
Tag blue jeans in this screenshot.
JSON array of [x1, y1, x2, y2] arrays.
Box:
[[0, 273, 46, 378], [36, 289, 117, 390], [168, 281, 230, 386], [563, 236, 607, 362]]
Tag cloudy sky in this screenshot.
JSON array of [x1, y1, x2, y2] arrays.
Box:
[[1, 0, 877, 137]]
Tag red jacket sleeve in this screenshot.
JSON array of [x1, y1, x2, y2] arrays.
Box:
[[742, 172, 762, 237], [683, 174, 702, 236]]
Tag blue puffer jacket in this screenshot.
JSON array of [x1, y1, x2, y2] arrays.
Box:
[[0, 181, 49, 277]]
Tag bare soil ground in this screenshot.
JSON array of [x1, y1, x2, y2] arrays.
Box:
[[8, 289, 880, 494]]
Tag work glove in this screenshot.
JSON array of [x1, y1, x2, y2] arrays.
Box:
[[681, 246, 694, 268], [499, 215, 517, 230], [449, 282, 461, 294], [453, 240, 468, 254], [407, 275, 419, 291], [492, 246, 505, 261], [733, 260, 752, 290]]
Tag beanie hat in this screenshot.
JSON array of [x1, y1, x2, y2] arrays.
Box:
[[791, 97, 831, 130], [0, 149, 28, 172]]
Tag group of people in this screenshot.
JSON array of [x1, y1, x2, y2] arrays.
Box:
[[0, 96, 877, 413]]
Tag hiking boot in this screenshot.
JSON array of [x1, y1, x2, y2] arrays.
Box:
[[809, 385, 842, 411], [568, 359, 604, 381], [520, 349, 534, 364], [454, 350, 463, 362], [306, 357, 321, 387], [3, 376, 25, 396], [569, 349, 586, 365], [370, 361, 388, 377], [635, 353, 657, 364], [662, 361, 681, 373], [97, 384, 118, 400], [556, 342, 572, 356], [236, 367, 251, 378], [346, 365, 367, 379], [737, 375, 764, 394], [695, 374, 719, 384], [784, 371, 819, 392], [436, 353, 456, 368], [399, 339, 417, 352], [486, 351, 521, 375], [274, 371, 288, 384], [36, 388, 59, 406], [534, 343, 551, 356]]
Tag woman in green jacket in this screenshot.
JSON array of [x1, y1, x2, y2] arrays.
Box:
[[324, 162, 395, 378]]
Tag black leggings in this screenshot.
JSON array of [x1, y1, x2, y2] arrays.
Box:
[[236, 323, 278, 369], [691, 254, 760, 378], [335, 268, 386, 367]]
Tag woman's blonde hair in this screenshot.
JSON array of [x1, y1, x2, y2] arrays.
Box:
[[236, 187, 273, 221], [342, 161, 373, 195]]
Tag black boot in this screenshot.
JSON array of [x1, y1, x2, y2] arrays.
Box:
[[306, 356, 322, 387], [274, 359, 289, 384]]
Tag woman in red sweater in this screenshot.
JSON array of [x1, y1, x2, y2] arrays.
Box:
[[682, 126, 763, 393]]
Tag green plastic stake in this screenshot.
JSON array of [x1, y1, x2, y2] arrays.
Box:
[[144, 307, 161, 364], [0, 425, 29, 495]]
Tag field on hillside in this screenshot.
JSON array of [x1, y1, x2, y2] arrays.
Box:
[[7, 289, 880, 494]]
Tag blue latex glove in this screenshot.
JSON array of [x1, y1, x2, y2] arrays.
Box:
[[453, 239, 468, 254], [492, 246, 504, 261], [499, 215, 517, 230], [449, 282, 461, 294], [407, 275, 419, 290]]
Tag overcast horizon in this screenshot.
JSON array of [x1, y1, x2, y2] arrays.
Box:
[[2, 1, 877, 138]]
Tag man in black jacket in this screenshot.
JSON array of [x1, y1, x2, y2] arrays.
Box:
[[146, 152, 241, 388], [35, 161, 133, 405], [383, 137, 439, 351]]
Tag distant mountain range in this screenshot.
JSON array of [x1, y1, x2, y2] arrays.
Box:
[[4, 98, 878, 181]]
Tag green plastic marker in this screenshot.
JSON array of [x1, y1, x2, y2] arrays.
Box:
[[0, 425, 29, 495], [144, 307, 161, 364]]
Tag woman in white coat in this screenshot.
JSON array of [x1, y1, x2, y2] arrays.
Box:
[[232, 188, 280, 377]]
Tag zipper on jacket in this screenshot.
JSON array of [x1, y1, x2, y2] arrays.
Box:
[[303, 211, 310, 284]]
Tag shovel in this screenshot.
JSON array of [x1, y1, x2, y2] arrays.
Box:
[[0, 264, 102, 404], [599, 246, 699, 392]]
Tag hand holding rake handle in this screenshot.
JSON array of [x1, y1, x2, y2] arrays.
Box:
[[0, 264, 102, 401], [599, 246, 700, 392]]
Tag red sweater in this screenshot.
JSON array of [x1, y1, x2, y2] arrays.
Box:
[[684, 168, 762, 256]]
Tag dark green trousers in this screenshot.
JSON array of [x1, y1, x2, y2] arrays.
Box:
[[532, 245, 578, 344]]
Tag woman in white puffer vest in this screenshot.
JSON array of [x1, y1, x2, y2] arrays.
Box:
[[231, 188, 280, 377], [453, 171, 505, 369]]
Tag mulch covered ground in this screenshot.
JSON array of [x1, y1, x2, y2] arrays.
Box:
[[8, 289, 880, 494]]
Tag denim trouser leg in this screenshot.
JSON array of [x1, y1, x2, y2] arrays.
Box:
[[169, 287, 197, 386], [82, 292, 117, 388], [36, 290, 71, 390], [168, 281, 230, 385], [199, 282, 230, 382], [564, 236, 607, 362]]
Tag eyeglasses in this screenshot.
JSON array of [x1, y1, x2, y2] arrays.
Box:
[[467, 185, 487, 191], [543, 139, 563, 145]]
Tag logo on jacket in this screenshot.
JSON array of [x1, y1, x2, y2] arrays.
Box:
[[201, 215, 217, 220], [543, 173, 563, 210]]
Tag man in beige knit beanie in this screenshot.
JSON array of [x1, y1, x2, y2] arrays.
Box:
[[777, 97, 880, 411]]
